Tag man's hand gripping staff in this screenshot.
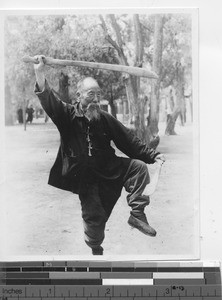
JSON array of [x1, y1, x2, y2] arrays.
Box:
[[33, 55, 47, 92]]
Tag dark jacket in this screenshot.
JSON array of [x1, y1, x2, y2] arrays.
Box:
[[35, 81, 159, 194]]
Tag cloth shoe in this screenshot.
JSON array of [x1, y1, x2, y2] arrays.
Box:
[[92, 246, 104, 255], [128, 211, 157, 237]]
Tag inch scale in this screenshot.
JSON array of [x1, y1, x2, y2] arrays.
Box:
[[0, 261, 221, 299], [1, 284, 221, 299]]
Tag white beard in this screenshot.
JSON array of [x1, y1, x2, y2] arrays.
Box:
[[85, 103, 101, 121]]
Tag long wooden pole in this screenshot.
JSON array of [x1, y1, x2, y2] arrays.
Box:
[[22, 55, 158, 79]]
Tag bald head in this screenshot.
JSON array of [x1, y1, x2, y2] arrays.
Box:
[[77, 77, 100, 93]]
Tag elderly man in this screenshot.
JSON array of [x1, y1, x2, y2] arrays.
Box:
[[34, 55, 164, 255]]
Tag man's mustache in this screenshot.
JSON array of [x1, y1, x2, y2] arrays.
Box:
[[87, 102, 101, 112]]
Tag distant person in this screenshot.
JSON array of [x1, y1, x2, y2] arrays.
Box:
[[17, 108, 23, 124], [26, 105, 35, 123], [33, 55, 165, 255], [166, 88, 174, 124], [44, 113, 49, 123]]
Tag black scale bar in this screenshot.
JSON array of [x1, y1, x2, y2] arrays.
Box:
[[112, 268, 135, 272], [89, 268, 112, 272], [1, 279, 102, 285]]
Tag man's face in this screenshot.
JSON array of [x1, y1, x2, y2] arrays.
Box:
[[79, 78, 101, 120]]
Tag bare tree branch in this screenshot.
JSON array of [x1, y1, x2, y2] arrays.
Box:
[[133, 14, 144, 67], [99, 15, 123, 59], [108, 14, 124, 49], [99, 14, 128, 66], [140, 22, 153, 33]]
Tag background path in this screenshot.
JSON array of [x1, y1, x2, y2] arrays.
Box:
[[0, 120, 198, 259]]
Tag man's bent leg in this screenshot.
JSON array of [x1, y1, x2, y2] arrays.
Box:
[[79, 183, 107, 255], [123, 159, 157, 236]]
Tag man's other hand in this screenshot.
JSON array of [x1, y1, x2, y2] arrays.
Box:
[[155, 154, 165, 166]]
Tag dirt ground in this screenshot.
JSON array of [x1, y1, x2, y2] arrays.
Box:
[[0, 119, 199, 259]]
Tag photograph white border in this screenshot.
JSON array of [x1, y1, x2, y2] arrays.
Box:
[[1, 6, 199, 262]]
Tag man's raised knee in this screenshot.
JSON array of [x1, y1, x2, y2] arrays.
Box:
[[134, 160, 149, 177]]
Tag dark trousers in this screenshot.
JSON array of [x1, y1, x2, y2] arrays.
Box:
[[79, 159, 150, 250]]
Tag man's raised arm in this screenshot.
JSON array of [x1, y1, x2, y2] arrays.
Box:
[[33, 55, 72, 129]]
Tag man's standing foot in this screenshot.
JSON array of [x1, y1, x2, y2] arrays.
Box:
[[92, 245, 104, 255]]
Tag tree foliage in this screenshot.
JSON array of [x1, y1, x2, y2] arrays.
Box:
[[5, 13, 193, 138]]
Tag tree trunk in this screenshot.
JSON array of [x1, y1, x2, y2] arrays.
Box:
[[124, 82, 133, 124], [165, 63, 185, 135], [132, 14, 146, 141], [100, 14, 146, 138], [122, 99, 129, 123], [165, 107, 180, 135], [5, 83, 14, 125], [22, 86, 27, 131], [23, 99, 27, 131], [59, 71, 70, 103], [109, 87, 117, 118], [189, 95, 193, 122], [179, 96, 186, 126], [148, 81, 160, 135], [147, 15, 164, 145], [128, 75, 145, 140], [109, 99, 117, 118]]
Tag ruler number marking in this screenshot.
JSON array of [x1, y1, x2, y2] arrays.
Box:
[[165, 287, 170, 295], [105, 288, 111, 296]]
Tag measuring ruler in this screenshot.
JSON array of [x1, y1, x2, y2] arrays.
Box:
[[0, 261, 221, 299]]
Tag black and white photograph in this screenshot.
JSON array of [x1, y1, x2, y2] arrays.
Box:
[[0, 8, 199, 259]]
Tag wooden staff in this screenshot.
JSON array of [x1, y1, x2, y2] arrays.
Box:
[[22, 55, 158, 79]]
